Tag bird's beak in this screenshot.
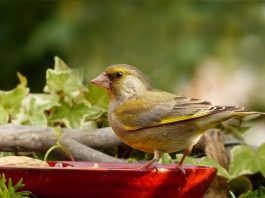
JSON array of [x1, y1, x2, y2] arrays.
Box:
[[90, 73, 110, 89]]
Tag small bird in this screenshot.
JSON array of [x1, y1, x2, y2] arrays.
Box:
[[91, 64, 264, 169]]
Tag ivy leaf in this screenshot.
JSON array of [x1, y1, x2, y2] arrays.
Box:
[[229, 176, 253, 197], [229, 145, 258, 179], [224, 125, 248, 141], [82, 106, 105, 121], [16, 72, 28, 88], [239, 186, 265, 198], [176, 154, 230, 178], [49, 102, 87, 128], [53, 56, 69, 71], [0, 106, 9, 124], [198, 156, 230, 178], [159, 153, 174, 164], [81, 106, 105, 129], [21, 94, 59, 126], [176, 154, 197, 165], [256, 143, 265, 177], [86, 84, 108, 109], [44, 57, 87, 101], [49, 101, 103, 129], [80, 121, 98, 130], [0, 74, 29, 123]]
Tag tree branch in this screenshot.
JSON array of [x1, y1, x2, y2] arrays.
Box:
[[0, 124, 123, 162]]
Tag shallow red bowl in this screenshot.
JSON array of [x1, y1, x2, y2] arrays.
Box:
[[0, 161, 216, 198]]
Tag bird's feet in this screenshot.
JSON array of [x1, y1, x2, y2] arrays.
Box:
[[175, 164, 186, 175], [138, 159, 158, 171]]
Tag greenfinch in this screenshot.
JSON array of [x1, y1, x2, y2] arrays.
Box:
[[91, 64, 264, 169]]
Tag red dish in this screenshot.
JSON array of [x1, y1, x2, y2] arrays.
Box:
[[0, 161, 216, 198]]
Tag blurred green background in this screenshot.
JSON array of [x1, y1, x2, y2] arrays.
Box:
[[0, 1, 265, 111]]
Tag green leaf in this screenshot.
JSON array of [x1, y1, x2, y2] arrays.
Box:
[[229, 143, 265, 179], [79, 105, 105, 129], [80, 121, 98, 130], [86, 84, 108, 109], [44, 57, 87, 101], [199, 156, 230, 178], [49, 101, 101, 129], [229, 176, 253, 197], [54, 56, 69, 71], [239, 186, 265, 198], [127, 158, 138, 163], [256, 143, 265, 177], [0, 86, 29, 123], [159, 153, 174, 164], [21, 94, 59, 126], [7, 178, 14, 195], [224, 125, 246, 141], [176, 154, 197, 165], [16, 72, 28, 88], [229, 145, 258, 179], [0, 73, 27, 126], [82, 106, 105, 121], [177, 154, 230, 178], [0, 174, 31, 197], [0, 107, 9, 124], [13, 178, 24, 191]]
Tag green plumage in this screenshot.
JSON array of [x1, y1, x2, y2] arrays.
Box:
[[91, 64, 264, 168], [114, 89, 242, 131]]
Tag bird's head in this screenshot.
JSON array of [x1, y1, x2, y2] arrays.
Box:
[[90, 64, 151, 100]]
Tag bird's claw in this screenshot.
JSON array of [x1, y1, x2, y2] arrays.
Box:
[[138, 165, 159, 173], [175, 164, 186, 175], [137, 160, 159, 172]]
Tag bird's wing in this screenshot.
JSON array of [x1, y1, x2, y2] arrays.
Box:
[[113, 90, 225, 131]]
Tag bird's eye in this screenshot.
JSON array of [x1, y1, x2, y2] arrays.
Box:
[[114, 72, 123, 78]]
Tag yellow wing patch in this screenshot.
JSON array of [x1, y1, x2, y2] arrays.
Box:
[[120, 111, 211, 131], [159, 111, 210, 125], [114, 91, 213, 131]]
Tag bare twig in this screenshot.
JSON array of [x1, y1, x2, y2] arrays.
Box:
[[0, 124, 123, 162]]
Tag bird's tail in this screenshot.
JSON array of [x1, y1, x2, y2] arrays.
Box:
[[231, 111, 265, 117], [197, 109, 264, 129]]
